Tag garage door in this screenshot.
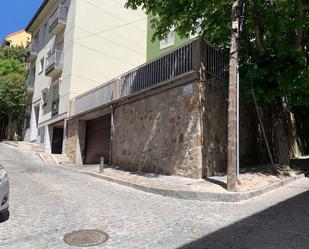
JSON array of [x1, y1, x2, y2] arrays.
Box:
[[84, 115, 111, 164]]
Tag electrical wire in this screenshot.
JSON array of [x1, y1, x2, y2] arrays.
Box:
[[64, 17, 146, 44]]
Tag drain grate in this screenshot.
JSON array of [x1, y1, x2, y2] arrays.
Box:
[[63, 229, 109, 247]]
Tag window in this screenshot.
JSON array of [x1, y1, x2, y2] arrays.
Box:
[[160, 28, 175, 49], [40, 126, 45, 143], [34, 29, 40, 49], [42, 90, 48, 107], [42, 22, 48, 42], [190, 19, 203, 39], [38, 57, 45, 74]]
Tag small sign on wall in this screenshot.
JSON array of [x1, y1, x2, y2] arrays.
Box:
[[183, 83, 193, 96]]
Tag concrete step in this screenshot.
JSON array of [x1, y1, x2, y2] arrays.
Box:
[[37, 153, 73, 165], [37, 153, 57, 165], [53, 154, 73, 165]]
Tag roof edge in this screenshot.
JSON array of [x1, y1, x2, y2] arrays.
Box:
[[6, 29, 26, 38], [25, 0, 49, 33]]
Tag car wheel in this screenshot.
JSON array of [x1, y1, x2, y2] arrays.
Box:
[[0, 209, 10, 222]]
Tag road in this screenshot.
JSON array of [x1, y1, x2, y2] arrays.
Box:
[[0, 143, 308, 249]]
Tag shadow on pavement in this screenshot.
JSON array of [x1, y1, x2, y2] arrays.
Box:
[[178, 191, 309, 249]]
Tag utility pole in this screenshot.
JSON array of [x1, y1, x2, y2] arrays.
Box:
[[227, 0, 240, 191]]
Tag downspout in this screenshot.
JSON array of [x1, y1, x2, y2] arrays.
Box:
[[109, 105, 115, 166]]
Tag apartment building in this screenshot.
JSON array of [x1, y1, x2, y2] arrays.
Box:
[[65, 19, 268, 178], [147, 16, 201, 61], [1, 30, 31, 47], [25, 0, 147, 154]]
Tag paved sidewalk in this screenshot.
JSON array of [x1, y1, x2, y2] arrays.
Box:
[[2, 141, 304, 202], [1, 142, 309, 249], [53, 163, 304, 202]]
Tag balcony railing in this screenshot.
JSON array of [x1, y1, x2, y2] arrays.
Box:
[[72, 38, 228, 117], [45, 50, 64, 77], [27, 72, 35, 92], [74, 80, 115, 116], [26, 41, 39, 61], [49, 5, 68, 34], [52, 98, 60, 117], [120, 42, 193, 97]]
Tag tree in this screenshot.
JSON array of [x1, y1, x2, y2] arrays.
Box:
[[0, 58, 26, 76], [0, 45, 28, 64], [0, 73, 27, 140], [125, 0, 309, 188], [0, 46, 28, 140], [0, 73, 27, 119]]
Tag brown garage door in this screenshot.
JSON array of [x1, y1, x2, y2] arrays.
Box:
[[84, 115, 111, 164]]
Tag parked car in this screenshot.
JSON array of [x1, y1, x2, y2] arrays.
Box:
[[0, 165, 9, 221]]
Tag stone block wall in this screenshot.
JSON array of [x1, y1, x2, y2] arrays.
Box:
[[112, 81, 204, 178], [66, 75, 270, 178], [202, 79, 228, 176], [66, 119, 78, 163]]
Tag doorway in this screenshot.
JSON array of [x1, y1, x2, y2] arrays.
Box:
[[51, 126, 64, 154], [84, 115, 111, 164]]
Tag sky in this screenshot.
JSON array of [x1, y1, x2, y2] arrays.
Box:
[[0, 0, 43, 41]]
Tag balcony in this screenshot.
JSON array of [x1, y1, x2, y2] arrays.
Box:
[[73, 80, 115, 116], [52, 98, 60, 117], [45, 50, 64, 78], [49, 5, 68, 35], [26, 41, 39, 61], [26, 72, 35, 92], [72, 38, 228, 116]]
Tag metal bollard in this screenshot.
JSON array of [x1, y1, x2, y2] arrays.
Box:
[[99, 157, 105, 173]]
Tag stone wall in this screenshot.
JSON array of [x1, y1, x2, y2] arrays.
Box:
[[202, 79, 228, 176], [66, 119, 78, 163], [66, 74, 270, 178], [201, 79, 269, 175], [112, 81, 204, 178]]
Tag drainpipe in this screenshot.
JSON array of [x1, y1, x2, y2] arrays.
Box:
[[109, 105, 114, 166], [236, 61, 240, 180]]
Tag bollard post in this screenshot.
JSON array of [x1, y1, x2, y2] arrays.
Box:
[[100, 157, 105, 173]]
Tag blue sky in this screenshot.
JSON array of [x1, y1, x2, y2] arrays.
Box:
[[0, 0, 43, 41]]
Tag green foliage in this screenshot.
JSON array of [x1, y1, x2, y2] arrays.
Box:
[[0, 46, 28, 64], [0, 58, 26, 76], [0, 73, 27, 119], [0, 46, 28, 120], [126, 0, 309, 107]]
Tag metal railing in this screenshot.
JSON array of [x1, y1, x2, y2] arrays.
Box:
[[46, 50, 64, 71], [26, 40, 39, 54], [202, 42, 229, 81], [52, 98, 60, 117], [120, 42, 193, 97], [27, 72, 35, 91], [72, 38, 228, 116], [74, 80, 114, 115], [49, 5, 68, 28]]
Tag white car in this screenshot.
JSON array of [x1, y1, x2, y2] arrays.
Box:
[[0, 165, 9, 221]]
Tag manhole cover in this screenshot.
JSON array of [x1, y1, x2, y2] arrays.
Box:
[[63, 229, 109, 247]]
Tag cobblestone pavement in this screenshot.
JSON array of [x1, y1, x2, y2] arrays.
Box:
[[0, 143, 308, 249]]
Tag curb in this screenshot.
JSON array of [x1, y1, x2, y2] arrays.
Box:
[[78, 170, 305, 202]]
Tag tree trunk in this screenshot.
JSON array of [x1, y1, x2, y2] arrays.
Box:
[[272, 99, 293, 165], [7, 116, 12, 140], [227, 0, 239, 191]]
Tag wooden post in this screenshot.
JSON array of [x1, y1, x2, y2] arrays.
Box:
[[227, 0, 239, 191]]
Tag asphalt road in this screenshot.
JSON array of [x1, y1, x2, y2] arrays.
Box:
[[0, 143, 308, 249]]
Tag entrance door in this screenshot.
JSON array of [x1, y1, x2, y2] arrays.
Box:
[[52, 127, 63, 154], [84, 115, 111, 164]]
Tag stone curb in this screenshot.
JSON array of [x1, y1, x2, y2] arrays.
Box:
[[78, 170, 305, 202]]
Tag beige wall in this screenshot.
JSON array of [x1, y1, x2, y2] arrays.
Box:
[[68, 0, 147, 101], [28, 0, 147, 149], [3, 30, 31, 47]]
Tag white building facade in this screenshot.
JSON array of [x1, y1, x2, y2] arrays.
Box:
[[25, 0, 147, 154]]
